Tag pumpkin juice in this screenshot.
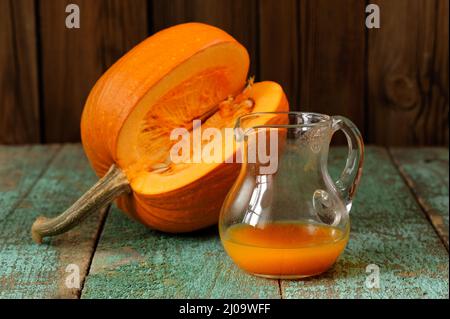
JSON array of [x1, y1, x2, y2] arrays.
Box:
[[221, 222, 349, 277], [31, 22, 289, 243]]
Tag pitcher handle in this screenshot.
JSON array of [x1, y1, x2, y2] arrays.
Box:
[[331, 116, 364, 212]]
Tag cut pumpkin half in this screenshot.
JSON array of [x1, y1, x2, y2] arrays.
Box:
[[31, 22, 289, 243]]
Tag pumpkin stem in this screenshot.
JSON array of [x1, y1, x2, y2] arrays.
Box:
[[31, 164, 131, 244]]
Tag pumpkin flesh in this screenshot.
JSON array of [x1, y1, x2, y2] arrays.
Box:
[[117, 80, 288, 232], [123, 81, 287, 195]]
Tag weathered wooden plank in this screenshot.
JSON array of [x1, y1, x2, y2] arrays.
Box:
[[0, 144, 107, 298], [390, 147, 449, 250], [281, 147, 449, 299], [152, 0, 259, 77], [4, 145, 442, 298], [259, 0, 299, 108], [426, 0, 449, 146], [367, 0, 448, 146], [298, 0, 366, 140], [81, 208, 280, 298], [0, 0, 40, 144], [0, 144, 60, 220], [82, 146, 448, 298], [39, 0, 148, 142]]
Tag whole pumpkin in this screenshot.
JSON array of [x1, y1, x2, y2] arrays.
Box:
[[31, 22, 288, 243]]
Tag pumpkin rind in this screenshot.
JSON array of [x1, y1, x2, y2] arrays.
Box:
[[81, 22, 248, 177]]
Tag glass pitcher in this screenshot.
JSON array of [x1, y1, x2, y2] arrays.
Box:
[[219, 112, 364, 279]]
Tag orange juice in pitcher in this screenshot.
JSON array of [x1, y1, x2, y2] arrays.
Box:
[[219, 112, 363, 278]]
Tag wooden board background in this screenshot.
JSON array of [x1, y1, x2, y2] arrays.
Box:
[[0, 0, 448, 146]]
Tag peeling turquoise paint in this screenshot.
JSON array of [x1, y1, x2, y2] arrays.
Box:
[[0, 145, 105, 298], [0, 145, 448, 299], [82, 147, 449, 299]]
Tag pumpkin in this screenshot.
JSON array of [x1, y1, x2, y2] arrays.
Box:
[[31, 22, 289, 243]]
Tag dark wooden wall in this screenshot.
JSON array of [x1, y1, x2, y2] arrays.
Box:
[[1, 0, 448, 145]]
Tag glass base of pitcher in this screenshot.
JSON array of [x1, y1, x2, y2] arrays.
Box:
[[250, 272, 325, 280]]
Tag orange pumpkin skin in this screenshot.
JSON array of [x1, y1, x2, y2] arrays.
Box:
[[81, 23, 289, 232], [81, 23, 245, 177]]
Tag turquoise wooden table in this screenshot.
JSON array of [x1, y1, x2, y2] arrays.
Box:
[[0, 144, 448, 299]]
